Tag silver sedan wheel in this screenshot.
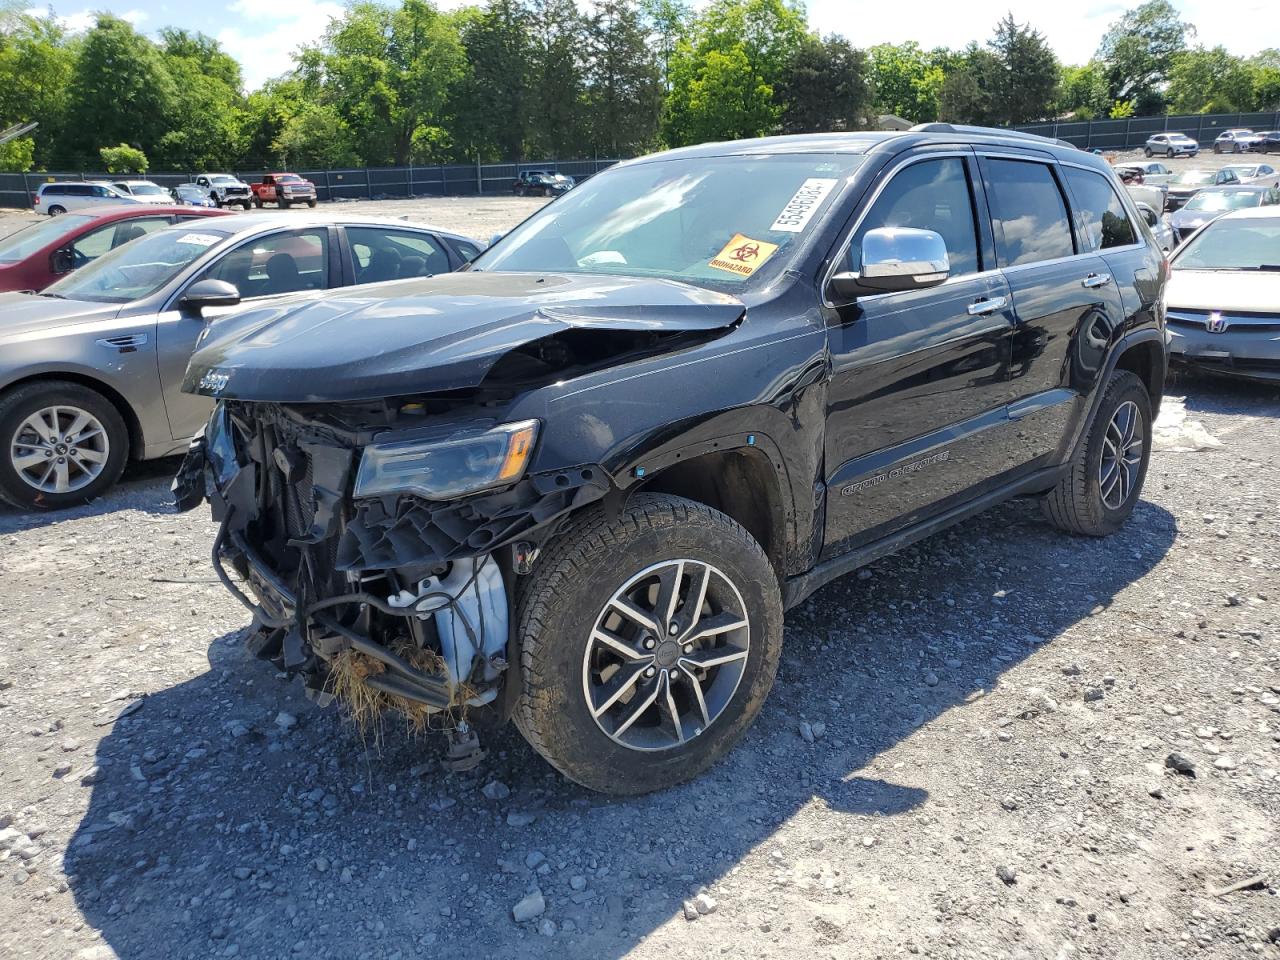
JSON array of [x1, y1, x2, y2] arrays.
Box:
[[582, 559, 750, 752], [1099, 400, 1143, 510], [9, 405, 110, 495]]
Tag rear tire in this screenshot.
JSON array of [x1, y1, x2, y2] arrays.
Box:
[[253, 196, 263, 209], [0, 381, 129, 510], [47, 205, 65, 216], [307, 199, 317, 208], [1144, 147, 1153, 158], [280, 198, 291, 209], [1041, 370, 1151, 537], [514, 494, 783, 794]]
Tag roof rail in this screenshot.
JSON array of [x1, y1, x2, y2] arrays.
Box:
[[910, 122, 1077, 151]]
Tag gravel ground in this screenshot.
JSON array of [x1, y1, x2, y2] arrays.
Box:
[[0, 193, 1278, 960]]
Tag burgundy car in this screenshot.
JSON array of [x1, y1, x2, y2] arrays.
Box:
[[0, 205, 231, 293]]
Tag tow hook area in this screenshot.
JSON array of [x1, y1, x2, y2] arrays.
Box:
[[444, 721, 485, 773]]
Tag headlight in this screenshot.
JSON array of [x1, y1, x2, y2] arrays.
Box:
[[205, 404, 240, 491], [353, 420, 539, 501]]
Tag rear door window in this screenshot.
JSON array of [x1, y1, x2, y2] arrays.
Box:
[[71, 217, 172, 262], [1062, 167, 1137, 250], [346, 226, 452, 282], [199, 229, 330, 299], [984, 159, 1076, 267]]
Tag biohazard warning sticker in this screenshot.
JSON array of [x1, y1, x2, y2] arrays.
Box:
[[708, 234, 779, 277], [770, 178, 837, 233]]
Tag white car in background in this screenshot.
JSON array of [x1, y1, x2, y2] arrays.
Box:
[[109, 180, 174, 205], [1220, 163, 1280, 187], [1114, 160, 1175, 186], [1164, 206, 1280, 382], [33, 181, 136, 216], [1133, 201, 1174, 253], [1213, 129, 1262, 154]]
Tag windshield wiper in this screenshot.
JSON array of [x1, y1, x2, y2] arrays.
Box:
[[1238, 264, 1280, 271], [39, 291, 67, 298]]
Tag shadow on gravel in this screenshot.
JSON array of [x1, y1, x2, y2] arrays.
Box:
[[1170, 368, 1280, 414], [66, 496, 1176, 960], [0, 457, 181, 535]]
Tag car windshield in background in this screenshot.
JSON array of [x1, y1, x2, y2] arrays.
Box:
[[0, 214, 94, 263], [278, 175, 304, 183], [475, 154, 863, 286], [1174, 218, 1280, 271], [43, 226, 231, 303], [1174, 171, 1216, 186], [1184, 191, 1263, 212], [131, 184, 167, 196]]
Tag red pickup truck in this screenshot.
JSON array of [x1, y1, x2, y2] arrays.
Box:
[[251, 173, 318, 209]]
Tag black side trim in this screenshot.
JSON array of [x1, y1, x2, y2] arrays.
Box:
[[783, 463, 1068, 609]]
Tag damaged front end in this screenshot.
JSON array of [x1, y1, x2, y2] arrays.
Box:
[[175, 398, 608, 764]]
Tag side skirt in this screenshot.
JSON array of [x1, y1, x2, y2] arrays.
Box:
[[782, 463, 1068, 610]]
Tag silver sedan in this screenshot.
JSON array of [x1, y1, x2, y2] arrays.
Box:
[[0, 213, 482, 509]]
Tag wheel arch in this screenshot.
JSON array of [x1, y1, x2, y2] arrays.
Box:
[[0, 371, 143, 460], [1112, 336, 1165, 420], [632, 446, 788, 581]]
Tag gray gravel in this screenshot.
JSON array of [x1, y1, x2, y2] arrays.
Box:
[[0, 198, 1277, 959]]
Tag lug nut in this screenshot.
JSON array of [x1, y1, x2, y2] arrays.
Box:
[[643, 636, 656, 650], [644, 666, 656, 678], [668, 622, 679, 635], [682, 644, 693, 654]]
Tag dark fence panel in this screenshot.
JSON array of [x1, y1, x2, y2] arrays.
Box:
[[1016, 111, 1280, 151], [0, 159, 623, 209]]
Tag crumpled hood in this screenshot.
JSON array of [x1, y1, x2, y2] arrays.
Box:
[[0, 292, 121, 343], [1165, 269, 1280, 313], [184, 271, 745, 402], [1169, 209, 1222, 233]]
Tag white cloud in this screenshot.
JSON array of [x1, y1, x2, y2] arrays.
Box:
[[807, 0, 1272, 64], [24, 6, 148, 32], [216, 0, 343, 91]]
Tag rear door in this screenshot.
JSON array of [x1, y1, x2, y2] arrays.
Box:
[[821, 150, 1016, 555], [977, 154, 1128, 469]]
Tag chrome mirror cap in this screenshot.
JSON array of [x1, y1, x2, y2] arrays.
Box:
[[859, 227, 950, 290]]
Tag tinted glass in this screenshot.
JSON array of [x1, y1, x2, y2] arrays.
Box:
[[847, 157, 980, 276], [451, 239, 481, 262], [0, 214, 94, 263], [986, 159, 1075, 266], [44, 226, 232, 303], [198, 229, 329, 299], [476, 154, 864, 287], [71, 217, 171, 261], [1173, 217, 1280, 271], [346, 226, 450, 281], [1063, 168, 1136, 249]]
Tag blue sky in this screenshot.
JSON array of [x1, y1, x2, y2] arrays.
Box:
[[23, 0, 1277, 92]]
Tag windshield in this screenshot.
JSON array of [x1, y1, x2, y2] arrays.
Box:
[[1174, 217, 1280, 271], [43, 226, 231, 303], [130, 184, 167, 196], [211, 176, 237, 184], [278, 175, 304, 183], [0, 214, 95, 264], [1175, 171, 1215, 186], [1184, 191, 1261, 212], [474, 154, 864, 287]]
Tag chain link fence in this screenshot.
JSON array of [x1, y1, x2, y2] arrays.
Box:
[[0, 158, 622, 210]]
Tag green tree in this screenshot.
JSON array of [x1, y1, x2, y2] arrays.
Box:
[[868, 42, 945, 123], [99, 143, 149, 173], [272, 104, 360, 168], [670, 44, 775, 144], [1096, 0, 1194, 107], [640, 0, 690, 90], [585, 0, 663, 155], [63, 15, 177, 165], [1057, 63, 1110, 119], [1254, 66, 1280, 111], [938, 45, 1002, 125], [241, 78, 307, 167], [527, 0, 587, 156], [777, 33, 872, 133], [156, 29, 245, 169], [0, 136, 34, 172], [0, 8, 74, 167], [988, 14, 1058, 124], [1167, 47, 1258, 113], [449, 0, 534, 160]]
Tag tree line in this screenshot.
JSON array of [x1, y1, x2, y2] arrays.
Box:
[[1, 0, 1278, 174]]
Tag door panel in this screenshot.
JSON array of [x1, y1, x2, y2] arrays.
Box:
[[822, 273, 1015, 555]]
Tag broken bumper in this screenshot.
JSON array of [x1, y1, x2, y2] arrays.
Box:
[[1168, 318, 1280, 382]]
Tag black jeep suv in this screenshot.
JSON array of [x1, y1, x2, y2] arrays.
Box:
[[176, 124, 1168, 794]]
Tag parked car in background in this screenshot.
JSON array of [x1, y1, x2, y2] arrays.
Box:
[[1145, 133, 1199, 157], [1220, 162, 1279, 187], [1169, 185, 1280, 244], [1255, 132, 1280, 154], [1166, 168, 1241, 209], [33, 181, 135, 216], [0, 213, 481, 508], [171, 184, 219, 208], [173, 126, 1167, 794], [1214, 129, 1262, 154], [194, 173, 253, 209], [512, 170, 575, 197], [251, 173, 317, 209], [1114, 161, 1174, 185], [1124, 180, 1168, 216], [1133, 201, 1173, 252], [1165, 206, 1280, 381], [0, 206, 229, 294], [109, 180, 172, 205]]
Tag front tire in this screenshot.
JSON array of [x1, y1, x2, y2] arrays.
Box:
[[1144, 147, 1153, 158], [280, 198, 291, 209], [514, 494, 783, 794], [47, 205, 65, 216], [306, 199, 317, 208], [1041, 370, 1151, 537], [253, 196, 263, 209], [0, 381, 129, 510]]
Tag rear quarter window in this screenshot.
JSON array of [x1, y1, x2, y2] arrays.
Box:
[[984, 159, 1076, 267], [1062, 167, 1137, 250]]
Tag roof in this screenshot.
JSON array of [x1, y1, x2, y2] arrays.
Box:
[[193, 210, 478, 243], [1219, 205, 1280, 220], [1191, 184, 1276, 194], [38, 204, 229, 221], [627, 124, 1099, 169]]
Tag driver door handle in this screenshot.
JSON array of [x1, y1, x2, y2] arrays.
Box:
[[967, 295, 1009, 316], [1081, 272, 1112, 288]]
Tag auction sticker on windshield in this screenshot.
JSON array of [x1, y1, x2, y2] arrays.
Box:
[[770, 178, 838, 233], [176, 233, 222, 246], [709, 234, 780, 277]]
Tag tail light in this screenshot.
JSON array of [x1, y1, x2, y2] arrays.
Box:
[[32, 194, 40, 205]]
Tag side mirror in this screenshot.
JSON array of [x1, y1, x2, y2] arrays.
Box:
[[179, 279, 241, 314], [50, 247, 74, 275], [830, 227, 950, 299]]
